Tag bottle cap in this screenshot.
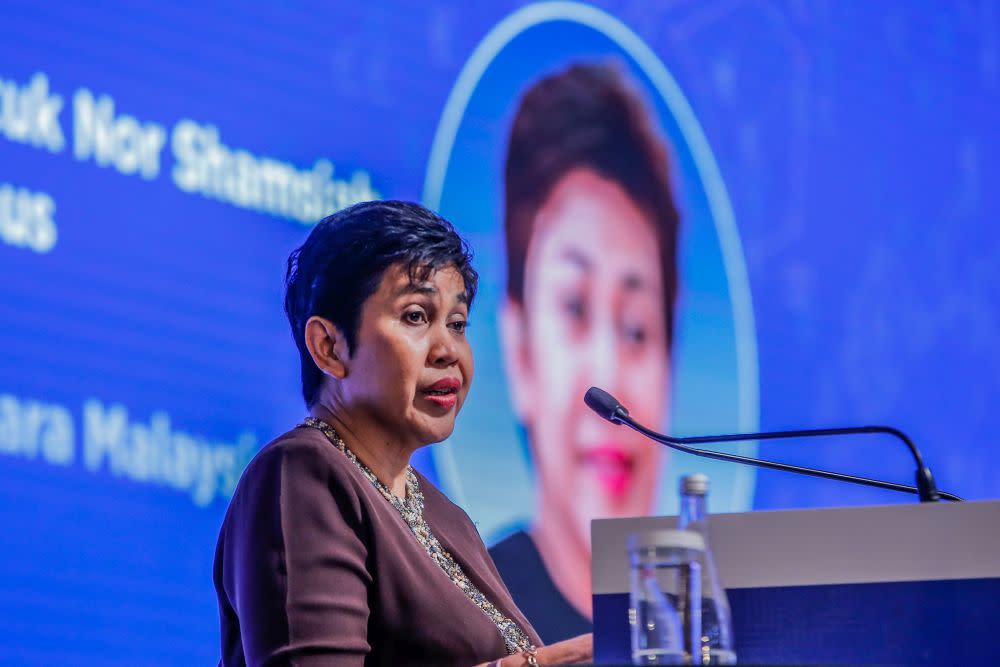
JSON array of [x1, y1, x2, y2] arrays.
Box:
[[680, 473, 709, 496], [628, 529, 705, 552]]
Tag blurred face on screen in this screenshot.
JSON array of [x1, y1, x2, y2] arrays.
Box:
[[501, 167, 669, 551]]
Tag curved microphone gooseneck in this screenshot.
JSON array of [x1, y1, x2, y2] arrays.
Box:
[[584, 387, 962, 503]]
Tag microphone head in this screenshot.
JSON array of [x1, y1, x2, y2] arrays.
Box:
[[584, 387, 629, 422]]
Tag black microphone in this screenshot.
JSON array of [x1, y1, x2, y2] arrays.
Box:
[[584, 386, 962, 503], [583, 385, 629, 422]]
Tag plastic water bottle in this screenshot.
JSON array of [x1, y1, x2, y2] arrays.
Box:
[[677, 474, 737, 665], [628, 529, 704, 665]]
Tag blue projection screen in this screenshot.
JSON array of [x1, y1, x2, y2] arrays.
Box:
[[0, 2, 997, 664]]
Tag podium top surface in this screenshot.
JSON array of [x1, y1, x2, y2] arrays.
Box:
[[591, 499, 1000, 594]]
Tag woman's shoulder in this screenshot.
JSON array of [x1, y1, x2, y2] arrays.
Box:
[[231, 424, 369, 510], [244, 424, 339, 470], [251, 423, 336, 461]]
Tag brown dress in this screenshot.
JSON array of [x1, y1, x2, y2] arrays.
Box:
[[214, 425, 541, 666]]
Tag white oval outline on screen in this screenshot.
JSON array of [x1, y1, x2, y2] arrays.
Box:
[[423, 1, 759, 510]]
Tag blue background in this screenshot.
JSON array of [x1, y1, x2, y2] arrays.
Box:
[[0, 1, 997, 664]]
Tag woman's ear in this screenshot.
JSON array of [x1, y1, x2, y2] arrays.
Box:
[[498, 296, 535, 423], [304, 316, 351, 380]]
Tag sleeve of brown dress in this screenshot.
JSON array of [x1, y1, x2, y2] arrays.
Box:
[[223, 439, 373, 667]]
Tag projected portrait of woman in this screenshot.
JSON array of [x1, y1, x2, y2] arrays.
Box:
[[488, 62, 680, 642]]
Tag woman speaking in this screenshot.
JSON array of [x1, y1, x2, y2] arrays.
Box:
[[213, 201, 592, 666]]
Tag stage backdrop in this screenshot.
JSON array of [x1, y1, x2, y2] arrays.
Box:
[[0, 1, 996, 664]]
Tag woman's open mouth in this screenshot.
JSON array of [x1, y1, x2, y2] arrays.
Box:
[[420, 377, 461, 409], [581, 446, 634, 497]]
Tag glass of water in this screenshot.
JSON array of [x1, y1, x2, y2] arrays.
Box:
[[628, 529, 705, 665]]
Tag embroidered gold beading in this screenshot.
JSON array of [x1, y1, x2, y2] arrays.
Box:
[[303, 417, 535, 656]]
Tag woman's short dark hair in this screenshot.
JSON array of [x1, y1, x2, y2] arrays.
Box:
[[504, 61, 680, 344], [284, 200, 478, 407]]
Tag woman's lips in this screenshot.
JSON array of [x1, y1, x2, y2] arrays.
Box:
[[581, 446, 634, 497], [422, 392, 458, 409], [420, 378, 460, 410]]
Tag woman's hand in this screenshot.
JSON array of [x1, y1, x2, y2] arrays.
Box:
[[531, 634, 592, 666], [476, 634, 593, 667]]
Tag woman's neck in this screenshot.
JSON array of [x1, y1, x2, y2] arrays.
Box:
[[310, 403, 413, 498], [530, 496, 594, 621]]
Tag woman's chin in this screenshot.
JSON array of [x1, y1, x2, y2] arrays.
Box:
[[413, 418, 457, 447]]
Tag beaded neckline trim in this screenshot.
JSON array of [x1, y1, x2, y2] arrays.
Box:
[[302, 417, 535, 655]]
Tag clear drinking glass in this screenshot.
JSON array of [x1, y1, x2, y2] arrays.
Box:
[[628, 529, 705, 665]]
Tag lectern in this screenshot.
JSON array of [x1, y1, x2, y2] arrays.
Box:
[[592, 500, 1000, 664]]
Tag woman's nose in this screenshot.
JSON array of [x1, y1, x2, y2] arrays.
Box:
[[587, 317, 618, 390], [428, 325, 458, 367]]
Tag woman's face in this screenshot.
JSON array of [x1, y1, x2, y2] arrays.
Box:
[[502, 167, 670, 546], [340, 263, 474, 449]]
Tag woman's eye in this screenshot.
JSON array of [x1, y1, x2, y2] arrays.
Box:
[[449, 320, 468, 334], [404, 310, 427, 324]]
